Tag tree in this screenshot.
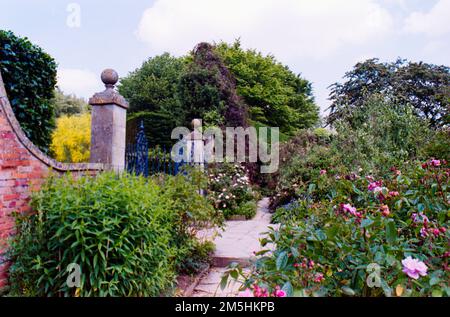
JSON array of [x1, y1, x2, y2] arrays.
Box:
[[215, 40, 319, 134], [118, 53, 186, 118], [0, 30, 57, 152], [118, 53, 187, 147], [178, 42, 248, 127], [328, 58, 450, 128], [51, 88, 90, 117]]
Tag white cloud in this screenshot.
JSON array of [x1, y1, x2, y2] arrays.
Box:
[[403, 0, 450, 36], [136, 0, 393, 61], [57, 68, 101, 99]]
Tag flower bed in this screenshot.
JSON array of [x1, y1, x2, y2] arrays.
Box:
[[223, 160, 449, 297]]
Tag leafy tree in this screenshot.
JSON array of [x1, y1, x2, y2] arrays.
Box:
[[0, 30, 57, 152], [51, 88, 90, 117], [215, 40, 319, 134], [328, 58, 450, 128], [118, 53, 186, 118], [119, 53, 187, 146], [178, 42, 248, 127]]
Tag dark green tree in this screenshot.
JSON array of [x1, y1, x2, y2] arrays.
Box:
[[178, 42, 248, 127], [118, 53, 186, 147], [215, 40, 319, 134], [328, 58, 450, 128], [119, 53, 185, 117], [0, 30, 57, 151]]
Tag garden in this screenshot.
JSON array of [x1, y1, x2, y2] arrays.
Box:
[[0, 28, 449, 297]]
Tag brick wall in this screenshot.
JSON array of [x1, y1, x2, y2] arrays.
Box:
[[0, 72, 105, 292]]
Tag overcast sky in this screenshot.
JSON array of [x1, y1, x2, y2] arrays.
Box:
[[1, 0, 449, 114]]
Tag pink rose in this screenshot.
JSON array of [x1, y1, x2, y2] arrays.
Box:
[[402, 256, 428, 279], [342, 203, 357, 216], [430, 159, 441, 167], [314, 273, 325, 283]]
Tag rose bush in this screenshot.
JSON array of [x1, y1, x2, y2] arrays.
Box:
[[223, 160, 449, 297], [207, 163, 257, 219]]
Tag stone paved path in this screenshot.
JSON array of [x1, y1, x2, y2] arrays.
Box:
[[192, 198, 276, 297]]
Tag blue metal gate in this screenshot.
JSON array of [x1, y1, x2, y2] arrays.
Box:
[[125, 121, 188, 176]]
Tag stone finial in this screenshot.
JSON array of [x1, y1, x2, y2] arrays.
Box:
[[192, 118, 202, 129], [101, 69, 119, 88], [89, 69, 128, 109]]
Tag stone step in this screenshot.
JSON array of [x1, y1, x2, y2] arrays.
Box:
[[212, 256, 255, 268]]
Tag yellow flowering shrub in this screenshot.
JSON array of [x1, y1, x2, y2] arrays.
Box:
[[51, 113, 91, 163]]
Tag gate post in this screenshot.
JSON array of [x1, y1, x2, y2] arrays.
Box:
[[89, 69, 128, 171]]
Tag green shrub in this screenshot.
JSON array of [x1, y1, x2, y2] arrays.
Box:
[[0, 30, 57, 152], [233, 200, 257, 220], [421, 129, 450, 161], [7, 171, 221, 297]]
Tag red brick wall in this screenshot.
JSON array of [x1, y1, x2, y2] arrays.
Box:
[[0, 73, 105, 292]]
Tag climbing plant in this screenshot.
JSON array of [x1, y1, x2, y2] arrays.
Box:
[[0, 30, 57, 152]]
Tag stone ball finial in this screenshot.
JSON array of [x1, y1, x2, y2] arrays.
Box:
[[192, 119, 202, 129], [101, 69, 119, 88]]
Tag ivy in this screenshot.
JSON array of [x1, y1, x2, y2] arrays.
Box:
[[0, 30, 57, 152]]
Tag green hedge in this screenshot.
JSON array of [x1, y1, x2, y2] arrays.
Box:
[[0, 30, 57, 152]]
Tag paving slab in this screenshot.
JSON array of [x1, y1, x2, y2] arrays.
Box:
[[191, 198, 278, 297]]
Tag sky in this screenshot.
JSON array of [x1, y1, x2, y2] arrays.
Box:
[[1, 0, 449, 115]]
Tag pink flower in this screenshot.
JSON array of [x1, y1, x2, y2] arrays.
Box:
[[308, 260, 315, 268], [402, 256, 428, 279], [253, 285, 268, 297], [380, 205, 390, 217], [420, 227, 429, 238], [439, 227, 447, 233], [314, 273, 325, 283], [389, 191, 399, 197], [342, 203, 357, 216], [320, 170, 327, 175], [238, 289, 254, 297], [368, 181, 383, 191], [430, 159, 441, 167], [274, 287, 287, 297]]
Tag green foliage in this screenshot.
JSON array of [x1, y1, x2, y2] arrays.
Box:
[[328, 58, 450, 128], [119, 41, 318, 145], [420, 129, 450, 161], [7, 171, 222, 297], [51, 88, 90, 117], [178, 42, 247, 127], [270, 97, 435, 209], [207, 163, 257, 219], [0, 30, 57, 152], [216, 40, 319, 134], [119, 53, 186, 146], [119, 53, 185, 116], [126, 111, 180, 148], [331, 95, 432, 174], [231, 161, 449, 297]]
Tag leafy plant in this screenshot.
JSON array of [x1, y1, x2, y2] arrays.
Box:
[[0, 30, 57, 152], [7, 171, 222, 297]]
